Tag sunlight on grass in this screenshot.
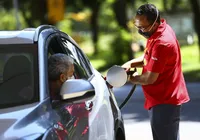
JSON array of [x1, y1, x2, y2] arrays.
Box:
[[81, 33, 115, 72], [79, 37, 94, 55], [181, 44, 200, 72], [98, 34, 114, 51], [181, 44, 200, 82], [90, 59, 106, 70]]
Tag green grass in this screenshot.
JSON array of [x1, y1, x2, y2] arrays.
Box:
[[181, 44, 200, 71], [181, 44, 200, 82], [79, 34, 115, 76]]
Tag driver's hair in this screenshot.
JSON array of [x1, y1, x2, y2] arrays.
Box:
[[48, 53, 74, 81], [136, 3, 160, 24]]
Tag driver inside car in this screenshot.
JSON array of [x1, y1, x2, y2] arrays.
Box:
[[48, 53, 89, 138], [48, 53, 74, 100]]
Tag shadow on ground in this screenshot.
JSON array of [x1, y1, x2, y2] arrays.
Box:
[[114, 83, 200, 122], [184, 70, 200, 82]]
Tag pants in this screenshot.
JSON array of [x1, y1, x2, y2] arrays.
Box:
[[148, 104, 181, 140]]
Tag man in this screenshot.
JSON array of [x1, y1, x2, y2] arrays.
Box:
[[122, 4, 190, 140], [48, 53, 74, 100], [48, 53, 89, 138]]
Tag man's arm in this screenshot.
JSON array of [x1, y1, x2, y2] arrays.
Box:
[[121, 54, 144, 70], [129, 71, 159, 85]]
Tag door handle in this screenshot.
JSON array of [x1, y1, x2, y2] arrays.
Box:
[[85, 101, 93, 111]]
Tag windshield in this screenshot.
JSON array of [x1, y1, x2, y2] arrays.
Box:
[[0, 44, 39, 109]]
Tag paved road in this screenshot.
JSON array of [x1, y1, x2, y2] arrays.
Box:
[[114, 82, 200, 140]]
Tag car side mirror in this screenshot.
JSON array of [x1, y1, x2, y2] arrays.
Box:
[[60, 79, 95, 102], [106, 65, 128, 87]]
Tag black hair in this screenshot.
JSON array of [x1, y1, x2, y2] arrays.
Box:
[[48, 53, 74, 81], [136, 3, 160, 24]]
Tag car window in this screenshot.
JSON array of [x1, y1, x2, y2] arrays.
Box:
[[46, 35, 87, 80], [75, 47, 93, 76], [0, 44, 39, 109], [62, 40, 80, 64], [61, 38, 93, 78]]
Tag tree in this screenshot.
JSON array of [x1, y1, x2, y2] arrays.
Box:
[[112, 0, 137, 62], [2, 0, 48, 27], [82, 0, 103, 55], [189, 0, 200, 61], [67, 0, 105, 55], [113, 0, 129, 30], [162, 0, 191, 13]]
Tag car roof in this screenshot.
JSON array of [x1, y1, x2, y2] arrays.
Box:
[[0, 30, 36, 44], [0, 25, 57, 44]]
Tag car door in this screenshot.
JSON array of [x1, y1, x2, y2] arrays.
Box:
[[45, 33, 91, 140], [59, 34, 115, 140]]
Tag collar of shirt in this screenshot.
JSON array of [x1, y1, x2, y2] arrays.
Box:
[[148, 18, 167, 40]]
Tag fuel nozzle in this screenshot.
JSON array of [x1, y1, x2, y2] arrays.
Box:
[[126, 68, 137, 76]]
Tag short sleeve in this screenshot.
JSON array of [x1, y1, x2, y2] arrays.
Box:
[[146, 43, 170, 73]]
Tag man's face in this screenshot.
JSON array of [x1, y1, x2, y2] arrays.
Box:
[[49, 63, 75, 100], [134, 15, 155, 38], [53, 64, 74, 96], [60, 64, 75, 84], [66, 64, 75, 80]]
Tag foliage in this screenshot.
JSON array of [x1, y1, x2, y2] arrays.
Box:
[[2, 0, 47, 27], [162, 0, 191, 13], [57, 18, 72, 34], [189, 0, 200, 61], [0, 10, 16, 30], [111, 28, 132, 64], [98, 2, 118, 32], [0, 9, 26, 30]]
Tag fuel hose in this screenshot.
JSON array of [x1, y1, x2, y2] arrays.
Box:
[[119, 84, 136, 109], [119, 69, 137, 109], [106, 65, 137, 109]]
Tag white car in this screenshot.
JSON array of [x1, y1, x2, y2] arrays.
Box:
[[0, 25, 127, 140]]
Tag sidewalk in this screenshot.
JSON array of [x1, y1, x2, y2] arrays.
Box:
[[124, 121, 200, 140]]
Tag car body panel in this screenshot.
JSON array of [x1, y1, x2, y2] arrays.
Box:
[[37, 29, 56, 101], [0, 100, 49, 139], [86, 70, 115, 139]]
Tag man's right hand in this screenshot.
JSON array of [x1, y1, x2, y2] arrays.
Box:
[[121, 62, 131, 72], [130, 61, 144, 67]]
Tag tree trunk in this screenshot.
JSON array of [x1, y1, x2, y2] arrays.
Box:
[[189, 0, 200, 62], [113, 0, 128, 30], [162, 0, 168, 12], [90, 3, 100, 55], [20, 2, 34, 27], [171, 0, 180, 12], [20, 0, 48, 27]]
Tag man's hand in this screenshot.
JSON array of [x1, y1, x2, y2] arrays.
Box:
[[127, 68, 138, 81], [122, 55, 144, 71], [121, 61, 131, 72]]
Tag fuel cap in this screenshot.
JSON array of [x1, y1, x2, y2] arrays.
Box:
[[106, 65, 127, 87]]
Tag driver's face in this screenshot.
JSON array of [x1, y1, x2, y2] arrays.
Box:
[[60, 64, 74, 83], [67, 64, 74, 80]]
